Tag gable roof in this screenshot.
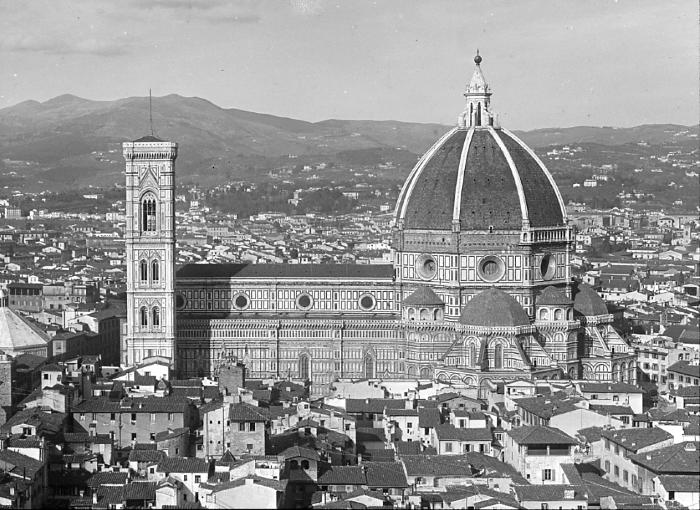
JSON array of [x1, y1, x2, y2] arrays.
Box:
[[507, 426, 577, 446], [157, 457, 210, 474], [629, 442, 700, 474]]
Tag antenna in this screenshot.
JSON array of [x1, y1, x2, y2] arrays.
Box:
[[149, 88, 154, 136]]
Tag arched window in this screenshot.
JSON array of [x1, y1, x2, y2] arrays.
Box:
[[301, 460, 310, 470], [408, 308, 415, 321], [470, 345, 478, 367], [433, 309, 440, 320], [141, 192, 157, 233], [554, 309, 563, 321], [299, 355, 310, 381], [152, 306, 160, 327], [539, 308, 549, 321], [140, 306, 148, 327], [419, 308, 429, 321], [494, 344, 503, 369], [140, 260, 148, 282], [151, 260, 159, 282], [364, 355, 375, 379], [290, 460, 299, 470]]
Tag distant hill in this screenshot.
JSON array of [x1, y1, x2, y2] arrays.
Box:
[[0, 93, 696, 189]]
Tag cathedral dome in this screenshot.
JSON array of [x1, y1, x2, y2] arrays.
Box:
[[394, 54, 566, 232], [459, 287, 530, 328], [572, 282, 608, 317]]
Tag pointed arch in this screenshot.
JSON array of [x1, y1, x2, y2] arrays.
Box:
[[299, 354, 310, 381], [151, 260, 159, 282], [141, 192, 157, 233], [364, 354, 375, 379], [152, 306, 160, 327], [140, 260, 148, 282], [140, 306, 148, 327]]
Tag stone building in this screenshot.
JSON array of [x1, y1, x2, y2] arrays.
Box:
[[122, 54, 636, 396]]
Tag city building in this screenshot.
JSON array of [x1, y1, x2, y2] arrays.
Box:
[[123, 55, 636, 396]]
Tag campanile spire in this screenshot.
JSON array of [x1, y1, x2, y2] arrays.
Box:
[[458, 50, 495, 128]]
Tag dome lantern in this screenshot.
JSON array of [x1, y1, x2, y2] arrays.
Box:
[[459, 50, 494, 129]]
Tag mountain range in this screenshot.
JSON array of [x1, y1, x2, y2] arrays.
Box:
[[0, 94, 697, 189]]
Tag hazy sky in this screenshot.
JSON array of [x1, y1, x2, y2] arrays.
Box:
[[1, 0, 697, 129]]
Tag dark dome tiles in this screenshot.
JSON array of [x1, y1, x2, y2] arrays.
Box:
[[499, 132, 564, 227], [459, 287, 530, 328], [403, 130, 467, 230], [458, 130, 522, 230]]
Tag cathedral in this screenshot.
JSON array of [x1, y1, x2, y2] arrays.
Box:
[[123, 54, 637, 396]]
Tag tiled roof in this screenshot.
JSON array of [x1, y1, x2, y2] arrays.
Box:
[[72, 396, 192, 414], [507, 425, 577, 446], [176, 263, 394, 280], [157, 457, 210, 474], [536, 286, 573, 306], [0, 408, 65, 436], [657, 475, 700, 492], [513, 484, 587, 502], [356, 427, 386, 443], [128, 449, 165, 463], [86, 471, 128, 488], [513, 395, 580, 419], [401, 453, 522, 480], [0, 449, 44, 479], [672, 385, 700, 398], [418, 407, 441, 428], [209, 476, 287, 493], [434, 425, 492, 442], [346, 399, 405, 414], [459, 288, 530, 328], [386, 409, 418, 417], [363, 462, 408, 488], [589, 404, 635, 415], [63, 433, 112, 444], [600, 427, 672, 453], [667, 361, 700, 378], [229, 402, 268, 422], [317, 465, 366, 485], [123, 481, 157, 500], [155, 427, 190, 442], [280, 445, 319, 461], [572, 282, 608, 316], [629, 442, 700, 474], [402, 287, 444, 306], [579, 382, 643, 394], [577, 426, 604, 443]]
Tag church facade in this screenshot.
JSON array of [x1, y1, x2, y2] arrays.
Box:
[[123, 55, 637, 395]]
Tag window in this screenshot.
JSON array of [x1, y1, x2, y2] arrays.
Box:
[[141, 193, 157, 232], [195, 475, 201, 483], [140, 260, 148, 282], [79, 413, 85, 421], [43, 374, 49, 380], [110, 413, 115, 422], [445, 442, 453, 452], [604, 460, 610, 472], [151, 413, 156, 422], [140, 306, 148, 327], [184, 475, 188, 481], [623, 470, 628, 483], [246, 443, 253, 451], [543, 469, 553, 481], [249, 422, 256, 432], [152, 307, 160, 327], [131, 413, 137, 423], [150, 432, 155, 441], [131, 433, 137, 441], [614, 465, 619, 477], [541, 504, 549, 510], [494, 344, 503, 369], [301, 460, 310, 470], [151, 260, 159, 282], [239, 423, 245, 431], [407, 422, 413, 429], [668, 491, 675, 501]]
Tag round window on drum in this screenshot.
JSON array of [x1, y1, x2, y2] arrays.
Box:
[[477, 255, 505, 282], [296, 293, 313, 310], [233, 293, 249, 310], [359, 294, 376, 311], [540, 253, 556, 281], [416, 253, 438, 280]]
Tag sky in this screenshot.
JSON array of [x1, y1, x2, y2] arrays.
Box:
[[0, 0, 697, 129]]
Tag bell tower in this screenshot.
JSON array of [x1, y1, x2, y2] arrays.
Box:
[[123, 135, 177, 366]]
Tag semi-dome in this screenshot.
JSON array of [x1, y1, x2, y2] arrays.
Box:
[[536, 286, 573, 306], [572, 282, 608, 317], [394, 54, 566, 232], [459, 287, 530, 328]]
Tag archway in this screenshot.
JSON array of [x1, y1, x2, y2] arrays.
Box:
[[364, 354, 375, 379]]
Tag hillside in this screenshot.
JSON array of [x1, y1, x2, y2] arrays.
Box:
[[0, 94, 697, 190]]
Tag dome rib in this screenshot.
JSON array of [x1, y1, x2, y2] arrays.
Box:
[[395, 127, 458, 225], [451, 127, 475, 224], [501, 129, 567, 225]]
